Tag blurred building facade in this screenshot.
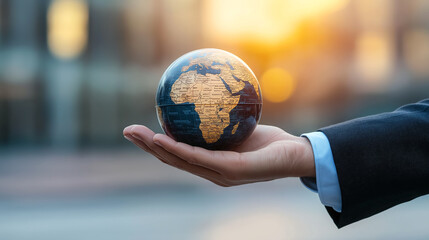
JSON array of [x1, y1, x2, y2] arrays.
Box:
[[0, 0, 429, 149]]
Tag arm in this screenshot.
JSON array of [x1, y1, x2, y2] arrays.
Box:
[[123, 125, 316, 187], [123, 124, 343, 222], [123, 98, 429, 228], [320, 99, 429, 227]]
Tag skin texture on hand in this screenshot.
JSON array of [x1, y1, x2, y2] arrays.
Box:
[[123, 124, 315, 187]]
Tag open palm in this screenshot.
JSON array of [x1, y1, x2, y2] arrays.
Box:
[[123, 124, 314, 187]]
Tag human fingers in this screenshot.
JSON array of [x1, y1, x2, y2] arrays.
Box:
[[127, 125, 178, 161], [126, 125, 230, 186], [124, 125, 161, 157], [152, 133, 250, 179]]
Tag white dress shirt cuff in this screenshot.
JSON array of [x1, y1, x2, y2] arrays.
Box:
[[300, 131, 342, 212]]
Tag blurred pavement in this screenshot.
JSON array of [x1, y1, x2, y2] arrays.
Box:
[[0, 149, 428, 240]]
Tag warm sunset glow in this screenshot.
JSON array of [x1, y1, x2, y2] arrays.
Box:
[[48, 0, 88, 60], [203, 0, 348, 46], [260, 68, 295, 103]]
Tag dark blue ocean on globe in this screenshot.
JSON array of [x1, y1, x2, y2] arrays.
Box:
[[156, 49, 262, 150]]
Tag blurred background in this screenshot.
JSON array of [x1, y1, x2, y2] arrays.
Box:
[[1, 0, 429, 239]]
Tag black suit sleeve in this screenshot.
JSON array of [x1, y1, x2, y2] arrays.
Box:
[[319, 99, 429, 228]]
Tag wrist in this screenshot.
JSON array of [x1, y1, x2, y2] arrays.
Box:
[[295, 136, 316, 177]]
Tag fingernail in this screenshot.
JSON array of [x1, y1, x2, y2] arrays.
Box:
[[124, 125, 135, 131], [124, 135, 133, 141], [154, 140, 163, 147]]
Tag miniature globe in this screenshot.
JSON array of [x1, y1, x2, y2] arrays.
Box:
[[156, 49, 262, 150]]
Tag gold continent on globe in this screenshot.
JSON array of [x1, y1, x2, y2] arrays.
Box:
[[156, 49, 262, 150]]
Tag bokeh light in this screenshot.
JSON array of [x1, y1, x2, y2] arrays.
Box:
[[260, 68, 296, 103], [48, 0, 88, 60], [403, 29, 429, 78], [354, 32, 394, 91]]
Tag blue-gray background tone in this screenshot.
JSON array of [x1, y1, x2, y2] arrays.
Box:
[[1, 0, 428, 239]]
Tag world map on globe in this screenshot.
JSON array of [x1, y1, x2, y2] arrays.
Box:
[[156, 49, 262, 150]]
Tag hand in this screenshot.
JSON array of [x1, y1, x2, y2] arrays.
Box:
[[123, 124, 315, 187]]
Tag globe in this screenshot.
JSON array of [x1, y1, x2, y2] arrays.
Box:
[[156, 49, 262, 150]]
